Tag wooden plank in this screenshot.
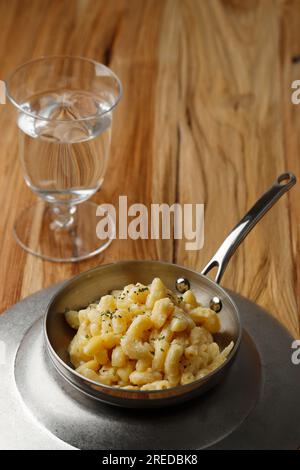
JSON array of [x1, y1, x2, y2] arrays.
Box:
[[0, 0, 298, 338], [176, 0, 299, 336]]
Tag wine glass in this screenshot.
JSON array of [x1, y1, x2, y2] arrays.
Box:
[[6, 56, 122, 262]]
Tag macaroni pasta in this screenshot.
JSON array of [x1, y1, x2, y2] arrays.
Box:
[[65, 278, 234, 390]]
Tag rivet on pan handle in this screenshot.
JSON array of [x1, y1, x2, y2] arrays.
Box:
[[201, 172, 296, 285]]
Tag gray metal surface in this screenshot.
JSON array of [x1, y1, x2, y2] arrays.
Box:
[[0, 284, 300, 449], [0, 285, 72, 450]]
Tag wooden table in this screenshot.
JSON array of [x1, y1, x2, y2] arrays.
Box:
[[0, 0, 299, 337]]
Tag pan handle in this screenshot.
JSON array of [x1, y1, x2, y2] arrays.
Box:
[[201, 172, 296, 284]]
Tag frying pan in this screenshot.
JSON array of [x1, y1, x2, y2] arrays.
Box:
[[45, 172, 296, 408]]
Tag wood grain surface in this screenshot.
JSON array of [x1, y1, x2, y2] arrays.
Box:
[[0, 0, 299, 337]]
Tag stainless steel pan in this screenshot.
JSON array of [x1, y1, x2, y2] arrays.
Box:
[[44, 172, 296, 408]]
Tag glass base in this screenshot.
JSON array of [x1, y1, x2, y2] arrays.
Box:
[[14, 200, 114, 262]]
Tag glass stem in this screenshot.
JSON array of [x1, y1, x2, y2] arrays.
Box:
[[50, 204, 77, 231]]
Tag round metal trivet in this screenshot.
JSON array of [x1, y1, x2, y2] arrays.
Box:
[[0, 285, 299, 449]]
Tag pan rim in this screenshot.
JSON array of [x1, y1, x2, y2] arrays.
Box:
[[44, 260, 242, 399]]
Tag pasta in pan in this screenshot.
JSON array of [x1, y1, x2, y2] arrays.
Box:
[[65, 278, 234, 390]]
